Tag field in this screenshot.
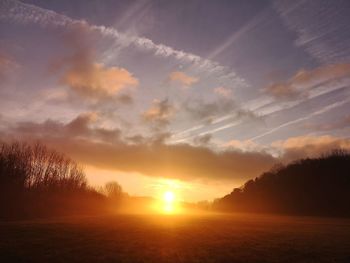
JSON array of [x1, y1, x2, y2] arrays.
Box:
[[1, 213, 350, 263]]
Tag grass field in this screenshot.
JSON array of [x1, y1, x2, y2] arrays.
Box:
[[1, 213, 350, 263]]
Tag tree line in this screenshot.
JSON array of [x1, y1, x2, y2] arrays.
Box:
[[0, 141, 124, 219], [213, 150, 350, 217]]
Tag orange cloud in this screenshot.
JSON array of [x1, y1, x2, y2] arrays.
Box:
[[53, 24, 138, 100], [6, 116, 350, 184], [169, 71, 198, 87], [6, 116, 276, 182], [264, 63, 350, 99], [228, 135, 350, 163], [214, 87, 232, 97], [0, 51, 18, 81], [47, 138, 276, 182], [142, 99, 175, 128], [273, 135, 350, 162], [62, 63, 138, 98], [293, 64, 350, 84]]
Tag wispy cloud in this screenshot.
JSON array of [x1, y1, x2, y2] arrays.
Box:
[[207, 7, 271, 60], [249, 97, 350, 141], [0, 0, 246, 81], [174, 63, 350, 142], [304, 115, 350, 132], [263, 63, 350, 99], [273, 0, 350, 64]]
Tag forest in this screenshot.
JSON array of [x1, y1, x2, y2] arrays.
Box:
[[214, 150, 350, 217]]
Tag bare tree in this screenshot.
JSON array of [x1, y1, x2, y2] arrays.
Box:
[[0, 141, 92, 218], [104, 181, 123, 200]]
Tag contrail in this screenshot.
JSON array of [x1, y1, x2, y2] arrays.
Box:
[[273, 0, 350, 64], [207, 7, 271, 60], [249, 97, 350, 141], [173, 77, 350, 142], [0, 0, 243, 79]]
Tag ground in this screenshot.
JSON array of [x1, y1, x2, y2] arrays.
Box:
[[0, 213, 350, 262]]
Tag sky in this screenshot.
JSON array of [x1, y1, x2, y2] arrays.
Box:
[[1, 0, 350, 202]]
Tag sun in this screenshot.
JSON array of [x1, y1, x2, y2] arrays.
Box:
[[151, 179, 183, 214], [159, 190, 179, 213], [163, 191, 175, 203]]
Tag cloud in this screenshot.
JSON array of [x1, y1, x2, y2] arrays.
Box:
[[142, 99, 175, 128], [116, 94, 133, 105], [0, 0, 246, 82], [5, 117, 350, 183], [227, 135, 350, 165], [14, 112, 121, 143], [293, 64, 350, 84], [207, 7, 270, 60], [53, 24, 138, 100], [264, 82, 299, 99], [264, 63, 350, 99], [273, 0, 350, 64], [192, 134, 212, 146], [183, 97, 258, 126], [62, 63, 138, 98], [249, 97, 350, 141], [53, 139, 275, 182], [3, 115, 276, 182], [176, 63, 350, 140], [184, 99, 235, 123], [168, 71, 198, 87], [66, 112, 98, 135], [272, 135, 350, 163], [226, 139, 265, 153], [0, 51, 18, 81], [303, 115, 350, 132], [214, 87, 232, 97], [171, 99, 260, 143]]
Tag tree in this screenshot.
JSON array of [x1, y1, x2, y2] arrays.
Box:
[[213, 150, 350, 217], [104, 181, 123, 200], [0, 141, 102, 219]]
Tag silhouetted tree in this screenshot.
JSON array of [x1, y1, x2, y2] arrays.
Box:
[[104, 181, 123, 200], [0, 141, 105, 219], [213, 150, 350, 217]]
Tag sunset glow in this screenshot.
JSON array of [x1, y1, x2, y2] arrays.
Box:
[[164, 191, 175, 203], [161, 191, 178, 214]]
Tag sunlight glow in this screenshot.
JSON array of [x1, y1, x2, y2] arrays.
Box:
[[148, 179, 187, 214], [149, 190, 182, 214], [162, 191, 176, 213], [164, 191, 175, 203]]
